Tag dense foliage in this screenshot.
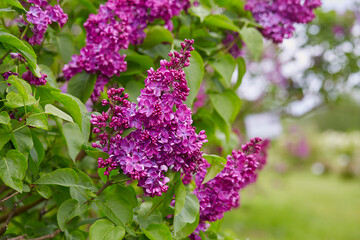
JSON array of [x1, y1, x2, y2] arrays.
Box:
[[0, 0, 321, 239]]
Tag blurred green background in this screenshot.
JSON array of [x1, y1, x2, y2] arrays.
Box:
[[219, 1, 360, 238]]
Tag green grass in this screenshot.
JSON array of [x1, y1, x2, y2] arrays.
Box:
[[222, 169, 360, 240]]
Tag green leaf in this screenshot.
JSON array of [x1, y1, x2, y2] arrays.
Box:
[[68, 72, 96, 103], [26, 107, 49, 130], [6, 75, 32, 100], [3, 0, 25, 10], [174, 181, 186, 216], [203, 14, 240, 32], [76, 0, 98, 13], [62, 122, 84, 161], [136, 202, 162, 229], [0, 31, 40, 77], [29, 130, 45, 175], [113, 185, 138, 208], [0, 111, 10, 125], [189, 5, 211, 22], [125, 81, 144, 103], [89, 219, 125, 240], [141, 26, 173, 49], [39, 64, 58, 88], [209, 90, 241, 124], [174, 213, 200, 240], [45, 104, 74, 123], [239, 27, 263, 60], [52, 92, 83, 131], [120, 50, 154, 76], [36, 185, 52, 199], [57, 199, 88, 231], [12, 126, 33, 156], [34, 168, 79, 187], [95, 195, 133, 227], [121, 127, 136, 138], [210, 54, 236, 88], [203, 154, 227, 164], [0, 63, 16, 74], [5, 91, 37, 108], [76, 170, 97, 192], [0, 129, 11, 149], [202, 155, 227, 184], [56, 33, 76, 63], [0, 150, 27, 192], [234, 57, 246, 89], [184, 50, 204, 107], [202, 162, 225, 184], [143, 224, 172, 240], [174, 192, 199, 233]]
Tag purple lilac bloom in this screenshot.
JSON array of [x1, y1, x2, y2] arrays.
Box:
[[22, 70, 47, 86], [10, 53, 26, 62], [91, 40, 207, 197], [190, 138, 267, 238], [63, 0, 190, 101], [22, 1, 68, 45], [245, 0, 322, 43], [2, 72, 19, 80]]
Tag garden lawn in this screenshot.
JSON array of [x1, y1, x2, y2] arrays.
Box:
[[222, 169, 360, 240]]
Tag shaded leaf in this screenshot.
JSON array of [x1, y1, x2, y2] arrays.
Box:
[[239, 27, 263, 60], [184, 50, 204, 107], [142, 26, 173, 49], [174, 181, 186, 216], [45, 104, 74, 123], [203, 14, 240, 32], [0, 150, 27, 192], [89, 219, 125, 240], [57, 199, 88, 231], [210, 54, 236, 88], [143, 224, 172, 240], [62, 122, 84, 161], [67, 72, 96, 103]]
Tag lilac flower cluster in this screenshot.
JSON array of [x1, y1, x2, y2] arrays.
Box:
[[63, 0, 190, 102], [245, 0, 322, 43], [22, 70, 47, 86], [21, 0, 68, 45], [190, 138, 267, 238], [91, 40, 207, 196], [2, 69, 47, 86]]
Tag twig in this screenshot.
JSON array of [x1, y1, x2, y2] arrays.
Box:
[[0, 191, 18, 203], [0, 194, 30, 236], [0, 49, 12, 65], [0, 185, 10, 194], [0, 198, 45, 223], [75, 149, 87, 161], [26, 229, 61, 240], [8, 234, 27, 240], [84, 180, 114, 205]]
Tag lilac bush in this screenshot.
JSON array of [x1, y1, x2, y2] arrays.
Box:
[[0, 0, 323, 239]]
